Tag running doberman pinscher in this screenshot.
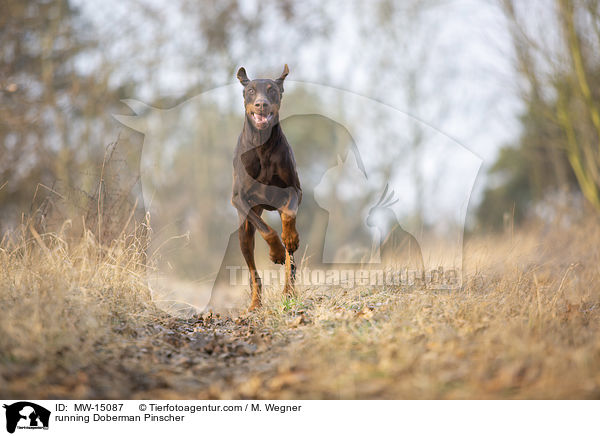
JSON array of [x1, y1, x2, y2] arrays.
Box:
[[232, 64, 302, 311]]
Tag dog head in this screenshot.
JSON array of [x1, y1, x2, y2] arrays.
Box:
[[236, 64, 289, 131]]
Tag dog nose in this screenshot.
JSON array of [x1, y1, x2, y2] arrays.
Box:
[[254, 99, 269, 110]]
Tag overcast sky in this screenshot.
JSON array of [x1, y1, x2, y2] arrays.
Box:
[[75, 0, 523, 217]]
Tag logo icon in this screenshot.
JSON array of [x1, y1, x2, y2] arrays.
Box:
[[2, 402, 50, 434]]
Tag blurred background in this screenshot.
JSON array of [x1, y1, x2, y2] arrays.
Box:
[[1, 0, 599, 309]]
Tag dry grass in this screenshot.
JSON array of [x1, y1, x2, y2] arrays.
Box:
[[0, 220, 158, 397], [1, 213, 599, 399], [249, 217, 600, 399]]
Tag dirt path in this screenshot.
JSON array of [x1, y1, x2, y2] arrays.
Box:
[[119, 312, 293, 399], [2, 311, 303, 400]]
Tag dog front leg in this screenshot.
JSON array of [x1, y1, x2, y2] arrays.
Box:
[[233, 197, 286, 264], [238, 218, 262, 311], [279, 193, 299, 296], [279, 192, 300, 253]]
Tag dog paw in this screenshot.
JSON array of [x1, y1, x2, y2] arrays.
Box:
[[283, 283, 296, 297], [269, 240, 286, 264], [282, 230, 299, 252], [247, 299, 262, 312]]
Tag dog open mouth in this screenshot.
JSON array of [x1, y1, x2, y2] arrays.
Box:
[[252, 112, 273, 128]]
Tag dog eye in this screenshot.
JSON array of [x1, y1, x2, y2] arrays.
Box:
[[247, 88, 255, 95]]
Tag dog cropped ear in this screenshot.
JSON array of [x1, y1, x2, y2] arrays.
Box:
[[276, 64, 289, 92], [237, 67, 250, 86]]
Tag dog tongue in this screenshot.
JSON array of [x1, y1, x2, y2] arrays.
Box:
[[253, 113, 267, 123]]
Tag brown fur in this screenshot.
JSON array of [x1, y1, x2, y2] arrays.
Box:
[[232, 65, 301, 310]]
